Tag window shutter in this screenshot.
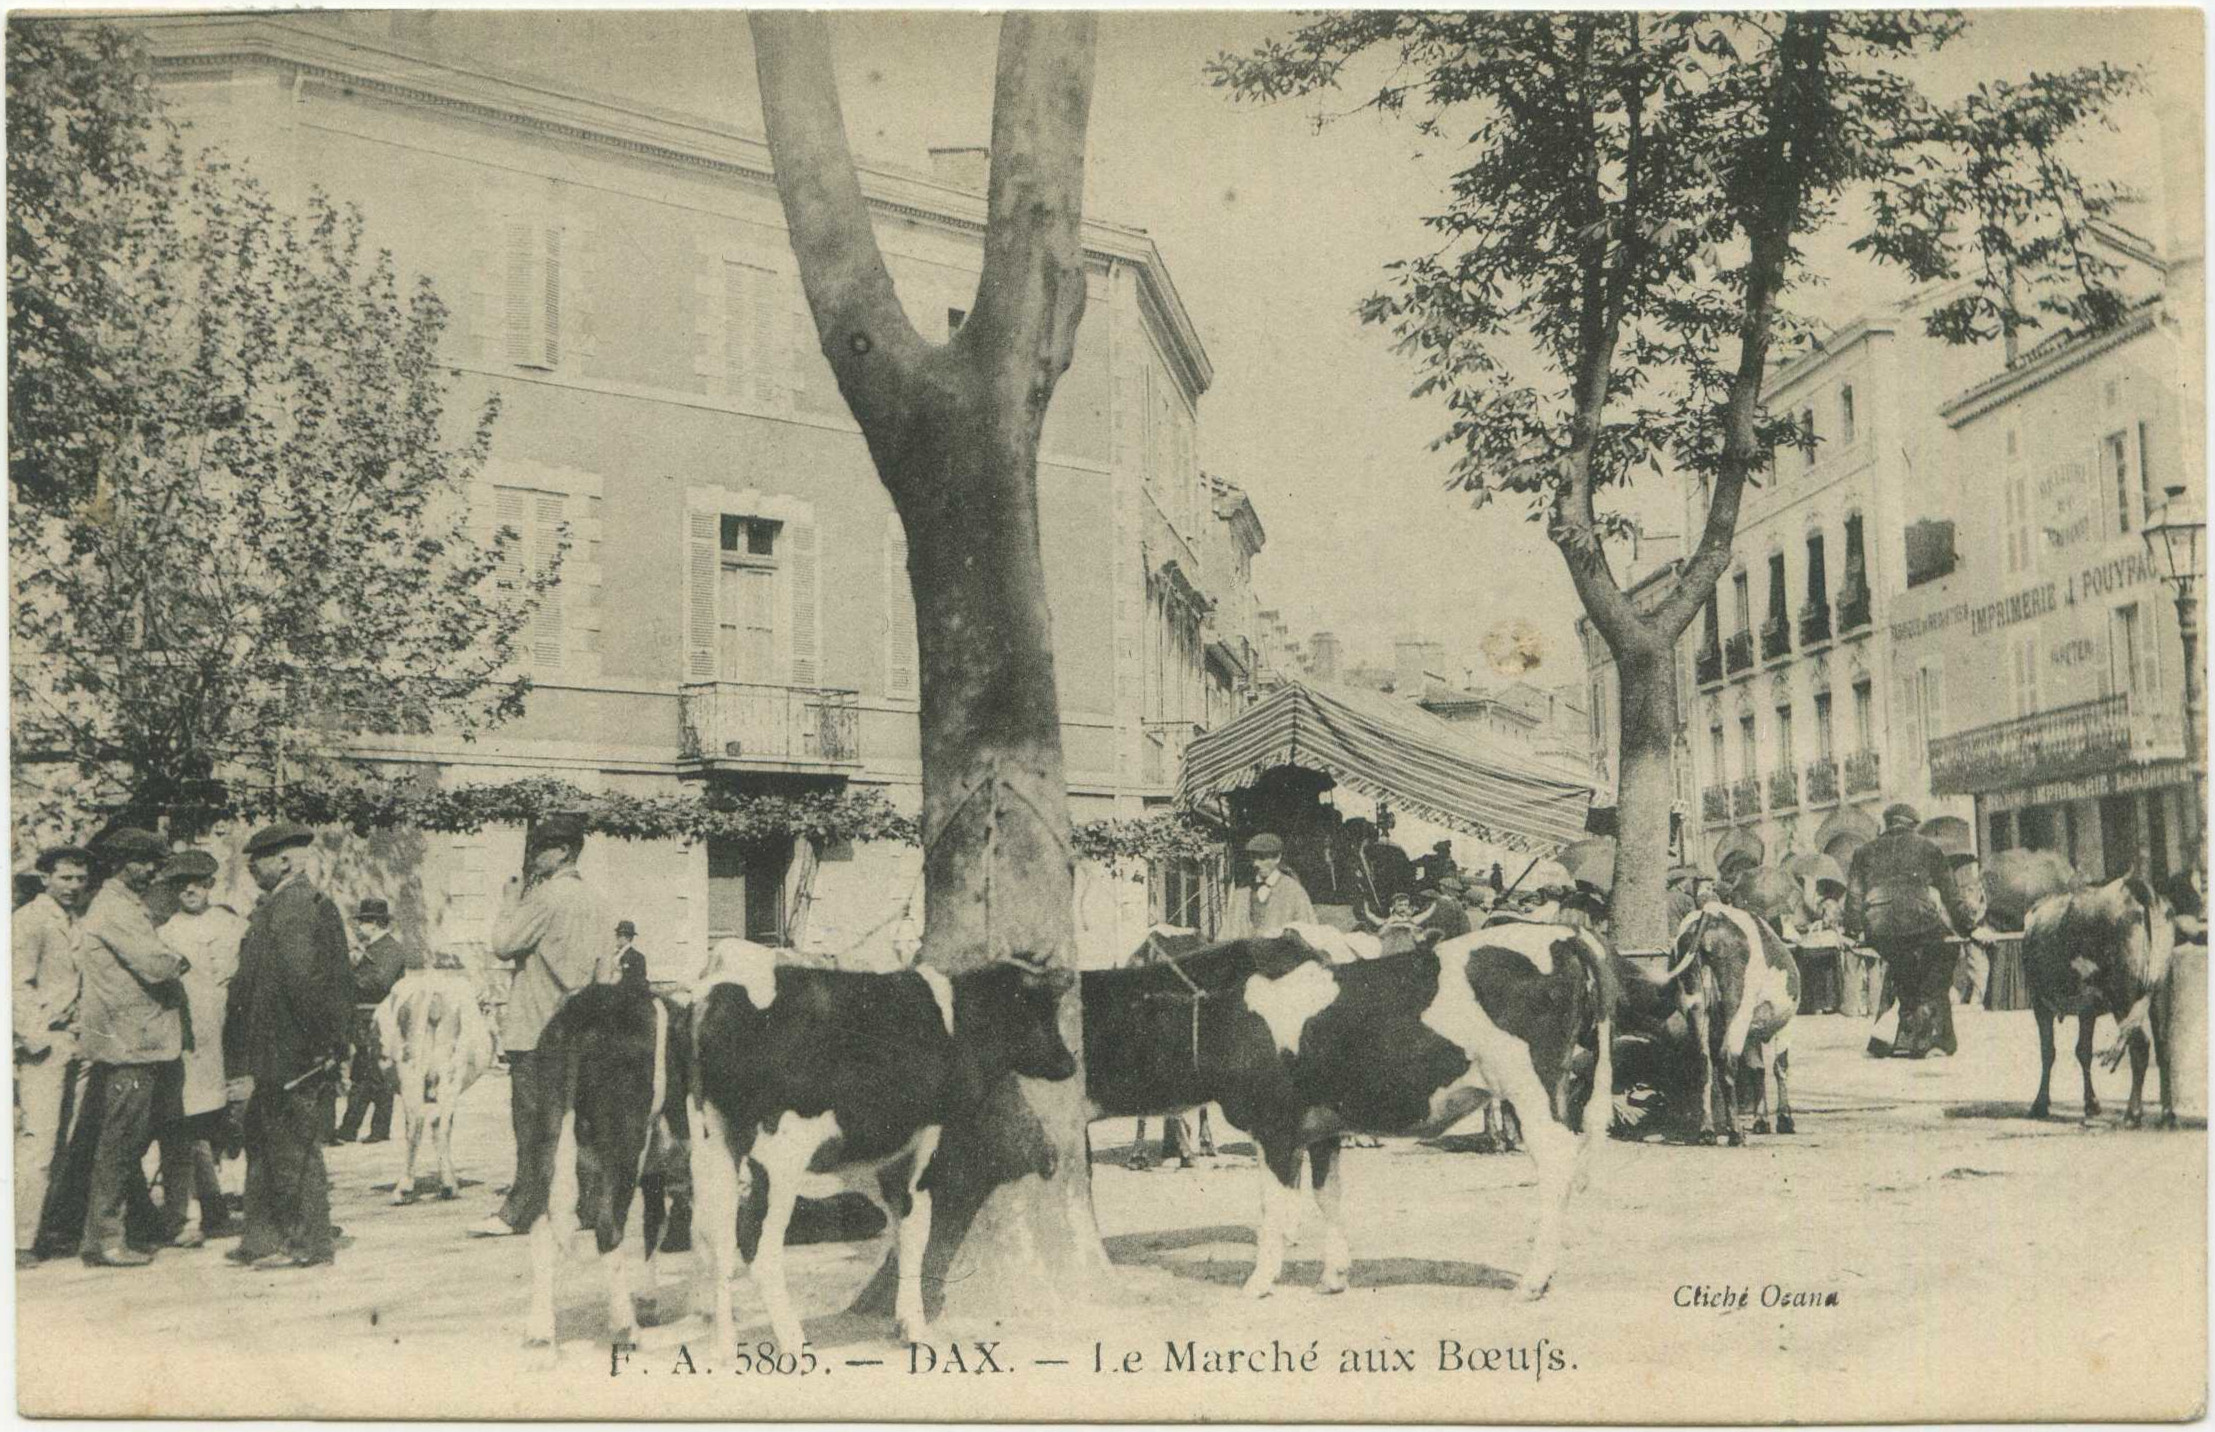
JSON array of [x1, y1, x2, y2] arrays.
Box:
[[541, 226, 563, 368], [503, 222, 536, 366], [685, 511, 719, 681], [885, 514, 917, 700], [787, 518, 820, 689], [531, 493, 566, 669]]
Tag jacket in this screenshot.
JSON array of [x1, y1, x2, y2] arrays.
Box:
[[13, 892, 83, 1057], [1846, 829, 1975, 947], [351, 932, 411, 1007], [76, 881, 186, 1066], [225, 875, 352, 1087], [490, 867, 609, 1051], [163, 905, 246, 1117], [1223, 870, 1316, 939]]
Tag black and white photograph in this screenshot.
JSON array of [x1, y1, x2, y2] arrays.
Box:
[[6, 6, 2208, 1420]]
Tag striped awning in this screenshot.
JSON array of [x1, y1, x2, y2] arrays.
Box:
[[1176, 681, 1594, 853]]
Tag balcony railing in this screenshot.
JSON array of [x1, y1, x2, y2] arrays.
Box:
[[1767, 767, 1800, 811], [1805, 756, 1840, 805], [1843, 747, 1881, 795], [1760, 616, 1791, 663], [1837, 579, 1872, 635], [1702, 783, 1732, 824], [1731, 776, 1762, 819], [1799, 601, 1832, 648], [678, 682, 861, 768], [1142, 719, 1207, 789], [1724, 630, 1754, 676], [1695, 644, 1724, 687], [1928, 692, 2181, 797]]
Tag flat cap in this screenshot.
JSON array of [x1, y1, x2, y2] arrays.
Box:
[[1243, 833, 1284, 856], [243, 822, 315, 859], [96, 827, 169, 864], [527, 812, 589, 849], [1882, 802, 1922, 831], [158, 850, 220, 883], [34, 844, 94, 873], [355, 896, 390, 922]]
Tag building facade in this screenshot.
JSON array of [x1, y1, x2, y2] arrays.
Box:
[[139, 14, 1266, 974]]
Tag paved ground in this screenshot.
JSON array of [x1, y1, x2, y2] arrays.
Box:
[[16, 1007, 2207, 1421]]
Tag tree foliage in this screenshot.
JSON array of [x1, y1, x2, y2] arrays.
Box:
[[9, 20, 556, 837]]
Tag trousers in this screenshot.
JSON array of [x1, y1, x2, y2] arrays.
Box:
[[337, 1007, 393, 1141], [81, 1062, 175, 1257], [14, 1049, 78, 1251], [238, 1084, 334, 1263], [497, 1049, 556, 1232]]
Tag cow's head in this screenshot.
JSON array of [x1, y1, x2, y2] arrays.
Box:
[[959, 953, 1078, 1083]]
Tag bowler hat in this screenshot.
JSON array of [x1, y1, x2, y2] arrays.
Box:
[[158, 850, 220, 884], [34, 844, 94, 874], [243, 822, 315, 859], [1881, 802, 1922, 831], [96, 827, 168, 864], [355, 897, 391, 922], [1243, 833, 1284, 856], [615, 920, 638, 939], [528, 812, 589, 850]]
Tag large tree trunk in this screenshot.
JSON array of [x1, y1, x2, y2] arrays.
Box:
[[1610, 643, 1679, 953], [750, 12, 1108, 1326]]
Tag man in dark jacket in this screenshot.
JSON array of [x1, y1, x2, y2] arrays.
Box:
[[334, 898, 410, 1145], [224, 823, 351, 1269], [1846, 803, 1977, 1059]]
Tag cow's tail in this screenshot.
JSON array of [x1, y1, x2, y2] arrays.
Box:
[[1570, 929, 1617, 1148], [545, 1011, 584, 1241]]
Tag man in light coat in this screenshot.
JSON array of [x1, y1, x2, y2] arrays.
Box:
[[1222, 833, 1315, 939], [156, 850, 245, 1245], [14, 844, 91, 1266]]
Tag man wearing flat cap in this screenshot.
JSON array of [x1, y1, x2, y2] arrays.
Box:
[[74, 828, 188, 1267], [14, 844, 92, 1265], [472, 812, 610, 1238], [1846, 802, 1977, 1060], [335, 898, 411, 1145], [156, 850, 244, 1245], [225, 822, 351, 1268], [1223, 833, 1315, 939]]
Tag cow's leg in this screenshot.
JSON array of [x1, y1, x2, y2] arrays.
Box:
[[2124, 1016, 2152, 1128], [393, 1090, 422, 1204], [751, 1166, 803, 1353], [2151, 975, 2180, 1129], [1240, 1137, 1303, 1299], [1687, 998, 1719, 1143], [1517, 1113, 1579, 1301], [1772, 1041, 1795, 1135], [1308, 1138, 1351, 1295], [436, 1104, 460, 1200], [890, 1129, 941, 1343], [526, 1109, 579, 1347], [2031, 1002, 2057, 1118], [2076, 1015, 2102, 1119], [687, 1105, 743, 1358]]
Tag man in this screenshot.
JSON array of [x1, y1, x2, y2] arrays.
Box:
[[225, 822, 351, 1269], [334, 898, 411, 1145], [1221, 834, 1315, 939], [1846, 803, 1976, 1060], [1415, 840, 1460, 891], [156, 850, 245, 1246], [14, 845, 91, 1266], [471, 813, 609, 1239], [613, 919, 647, 986], [75, 828, 188, 1268], [1666, 865, 1702, 930]]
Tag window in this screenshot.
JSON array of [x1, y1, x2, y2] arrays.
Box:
[[1767, 552, 1788, 626], [708, 837, 792, 944], [1732, 572, 1751, 635], [1852, 678, 1873, 753], [1990, 811, 2015, 855], [2111, 603, 2161, 700], [2003, 444, 2034, 576], [684, 501, 822, 690], [717, 519, 780, 683], [1710, 724, 1727, 781], [2009, 633, 2040, 718], [1839, 385, 1856, 445], [494, 486, 566, 671], [1806, 532, 1828, 608], [1814, 692, 1834, 760], [502, 221, 564, 370], [2105, 430, 2134, 534], [1843, 513, 1867, 583], [2139, 421, 2158, 524], [1739, 715, 1758, 782], [724, 260, 786, 406], [1916, 663, 1945, 754], [1703, 598, 1722, 651]]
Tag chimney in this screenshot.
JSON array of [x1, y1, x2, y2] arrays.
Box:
[[928, 146, 991, 194], [1310, 632, 1341, 684]]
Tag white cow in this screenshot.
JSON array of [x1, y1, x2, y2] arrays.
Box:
[[376, 969, 497, 1202]]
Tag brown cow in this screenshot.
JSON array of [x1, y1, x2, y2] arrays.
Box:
[[2023, 873, 2180, 1127]]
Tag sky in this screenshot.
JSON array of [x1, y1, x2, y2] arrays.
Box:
[[416, 8, 2198, 687]]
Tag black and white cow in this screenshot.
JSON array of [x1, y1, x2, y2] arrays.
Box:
[[2023, 873, 2179, 1126], [1656, 902, 1800, 1143], [1083, 925, 1615, 1300], [687, 941, 1076, 1355], [524, 981, 692, 1347]]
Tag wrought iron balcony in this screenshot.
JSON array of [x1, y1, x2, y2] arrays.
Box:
[[1731, 776, 1763, 819], [1767, 767, 1799, 811], [1760, 616, 1791, 663], [1837, 579, 1872, 635], [1702, 783, 1732, 824], [1799, 601, 1832, 648], [1928, 693, 2182, 797], [1695, 643, 1724, 687], [1843, 747, 1881, 795], [678, 682, 861, 770], [1724, 630, 1754, 676], [1804, 756, 1840, 805]]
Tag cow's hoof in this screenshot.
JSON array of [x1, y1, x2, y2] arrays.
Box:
[[1516, 1276, 1553, 1302], [1725, 1130, 1745, 1148], [2029, 1101, 2051, 1120], [1240, 1277, 1275, 1300], [1695, 1130, 1718, 1146], [1318, 1270, 1348, 1295], [1776, 1115, 1796, 1135], [391, 1191, 413, 1207], [438, 1185, 459, 1201], [2159, 1112, 2180, 1130], [1751, 1118, 1770, 1135], [2125, 1110, 2144, 1129], [2084, 1098, 2103, 1117]]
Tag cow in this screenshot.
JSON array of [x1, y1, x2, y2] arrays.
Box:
[[2022, 872, 2180, 1127], [687, 943, 1076, 1356], [375, 968, 498, 1204], [1082, 926, 1615, 1301], [522, 980, 692, 1348], [1660, 902, 1801, 1144]]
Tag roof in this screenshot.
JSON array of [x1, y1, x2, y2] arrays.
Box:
[[1177, 681, 1594, 852]]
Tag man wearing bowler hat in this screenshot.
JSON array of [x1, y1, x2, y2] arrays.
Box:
[[471, 812, 609, 1238], [334, 898, 412, 1145], [14, 844, 92, 1265], [225, 822, 350, 1268], [1223, 833, 1315, 939], [75, 828, 188, 1267]]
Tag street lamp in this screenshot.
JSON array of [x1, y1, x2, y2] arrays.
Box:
[[2141, 483, 2206, 832]]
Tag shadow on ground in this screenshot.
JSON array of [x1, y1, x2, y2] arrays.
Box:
[[1104, 1224, 1516, 1293]]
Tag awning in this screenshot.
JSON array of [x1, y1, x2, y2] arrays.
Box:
[[1176, 681, 1593, 852]]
